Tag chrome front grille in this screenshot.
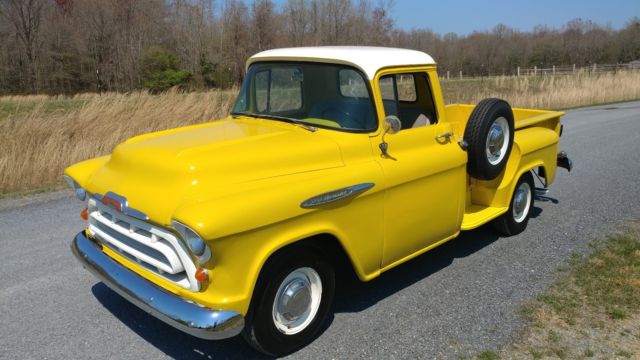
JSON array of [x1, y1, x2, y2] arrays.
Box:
[[86, 198, 199, 291]]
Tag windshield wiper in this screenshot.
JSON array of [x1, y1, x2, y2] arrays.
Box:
[[231, 112, 317, 132]]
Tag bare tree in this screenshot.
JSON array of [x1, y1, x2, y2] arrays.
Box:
[[283, 0, 309, 46], [251, 0, 276, 51], [222, 0, 250, 83], [322, 0, 351, 44], [0, 0, 47, 93], [0, 1, 639, 95]]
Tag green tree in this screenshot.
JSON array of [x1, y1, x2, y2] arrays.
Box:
[[142, 47, 191, 92]]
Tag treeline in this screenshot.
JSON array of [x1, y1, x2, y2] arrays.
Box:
[[1, 0, 639, 95]]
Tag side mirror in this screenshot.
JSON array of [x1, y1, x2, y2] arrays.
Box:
[[379, 115, 401, 160], [384, 115, 402, 135]]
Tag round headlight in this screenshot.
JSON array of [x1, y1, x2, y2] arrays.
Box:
[[75, 187, 87, 201], [172, 220, 210, 260], [64, 175, 88, 202], [186, 230, 206, 256]]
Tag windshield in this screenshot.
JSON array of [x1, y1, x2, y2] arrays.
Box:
[[232, 62, 377, 132]]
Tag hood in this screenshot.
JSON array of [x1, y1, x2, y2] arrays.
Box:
[[85, 117, 344, 224]]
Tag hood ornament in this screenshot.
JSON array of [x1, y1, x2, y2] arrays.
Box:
[[94, 191, 149, 221]]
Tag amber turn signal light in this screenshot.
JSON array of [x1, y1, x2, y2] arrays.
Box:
[[195, 267, 209, 283], [81, 208, 88, 220]]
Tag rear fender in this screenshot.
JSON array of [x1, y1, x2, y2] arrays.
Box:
[[471, 127, 558, 208]]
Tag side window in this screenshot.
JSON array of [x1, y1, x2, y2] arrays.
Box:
[[339, 69, 369, 98], [379, 75, 398, 117], [396, 74, 417, 102], [378, 72, 437, 130], [379, 76, 395, 101], [254, 67, 303, 113]]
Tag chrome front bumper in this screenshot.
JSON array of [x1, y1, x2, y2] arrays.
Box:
[[71, 232, 244, 340]]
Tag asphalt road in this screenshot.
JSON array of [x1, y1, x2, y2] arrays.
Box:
[[1, 101, 639, 359]]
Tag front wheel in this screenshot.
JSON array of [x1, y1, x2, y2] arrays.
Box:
[[492, 172, 534, 236], [243, 249, 335, 356]]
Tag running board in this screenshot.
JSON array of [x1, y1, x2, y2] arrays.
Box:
[[461, 205, 508, 231]]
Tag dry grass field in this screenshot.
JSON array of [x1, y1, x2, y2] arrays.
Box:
[[0, 90, 237, 195], [1, 71, 639, 195], [443, 70, 640, 109]]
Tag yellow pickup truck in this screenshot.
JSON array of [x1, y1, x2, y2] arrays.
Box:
[[66, 47, 572, 356]]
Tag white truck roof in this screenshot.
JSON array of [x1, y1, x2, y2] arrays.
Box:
[[247, 46, 436, 80]]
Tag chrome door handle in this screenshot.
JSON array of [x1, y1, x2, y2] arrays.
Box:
[[435, 132, 453, 142]]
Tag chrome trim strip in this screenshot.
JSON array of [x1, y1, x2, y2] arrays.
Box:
[[71, 232, 244, 340], [122, 207, 151, 222], [300, 182, 375, 209]]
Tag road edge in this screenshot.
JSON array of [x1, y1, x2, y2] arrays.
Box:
[[0, 189, 73, 212]]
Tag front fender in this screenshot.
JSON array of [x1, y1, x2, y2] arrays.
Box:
[[172, 161, 384, 240], [172, 162, 385, 315], [63, 155, 111, 188]]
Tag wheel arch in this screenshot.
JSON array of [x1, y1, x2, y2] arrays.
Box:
[[254, 232, 361, 291], [244, 231, 361, 320], [471, 139, 551, 209], [498, 161, 543, 209]]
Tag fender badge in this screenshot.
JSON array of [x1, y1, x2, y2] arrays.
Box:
[[301, 183, 375, 209]]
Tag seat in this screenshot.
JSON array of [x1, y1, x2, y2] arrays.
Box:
[[411, 114, 431, 128], [398, 108, 434, 129]]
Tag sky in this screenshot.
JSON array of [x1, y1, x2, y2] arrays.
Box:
[[272, 0, 640, 35]]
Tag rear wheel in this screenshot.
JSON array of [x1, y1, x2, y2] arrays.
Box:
[[243, 248, 335, 356], [492, 172, 534, 236]]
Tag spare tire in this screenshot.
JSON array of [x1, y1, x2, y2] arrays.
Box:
[[464, 98, 514, 180]]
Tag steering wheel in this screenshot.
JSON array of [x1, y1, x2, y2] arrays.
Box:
[[321, 108, 362, 129]]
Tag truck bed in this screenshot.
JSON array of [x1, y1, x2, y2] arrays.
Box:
[[444, 104, 564, 134], [444, 104, 565, 230]]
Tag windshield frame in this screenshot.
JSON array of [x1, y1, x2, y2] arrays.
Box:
[[231, 61, 379, 134]]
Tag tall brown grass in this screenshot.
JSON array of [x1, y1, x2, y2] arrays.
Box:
[[0, 89, 236, 194], [1, 71, 639, 195], [441, 70, 640, 109]]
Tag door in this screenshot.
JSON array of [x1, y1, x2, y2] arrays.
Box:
[[373, 70, 467, 267]]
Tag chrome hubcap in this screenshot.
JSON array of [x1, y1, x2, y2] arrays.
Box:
[[277, 280, 311, 321], [272, 267, 322, 335], [486, 117, 510, 165], [513, 182, 531, 223]]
